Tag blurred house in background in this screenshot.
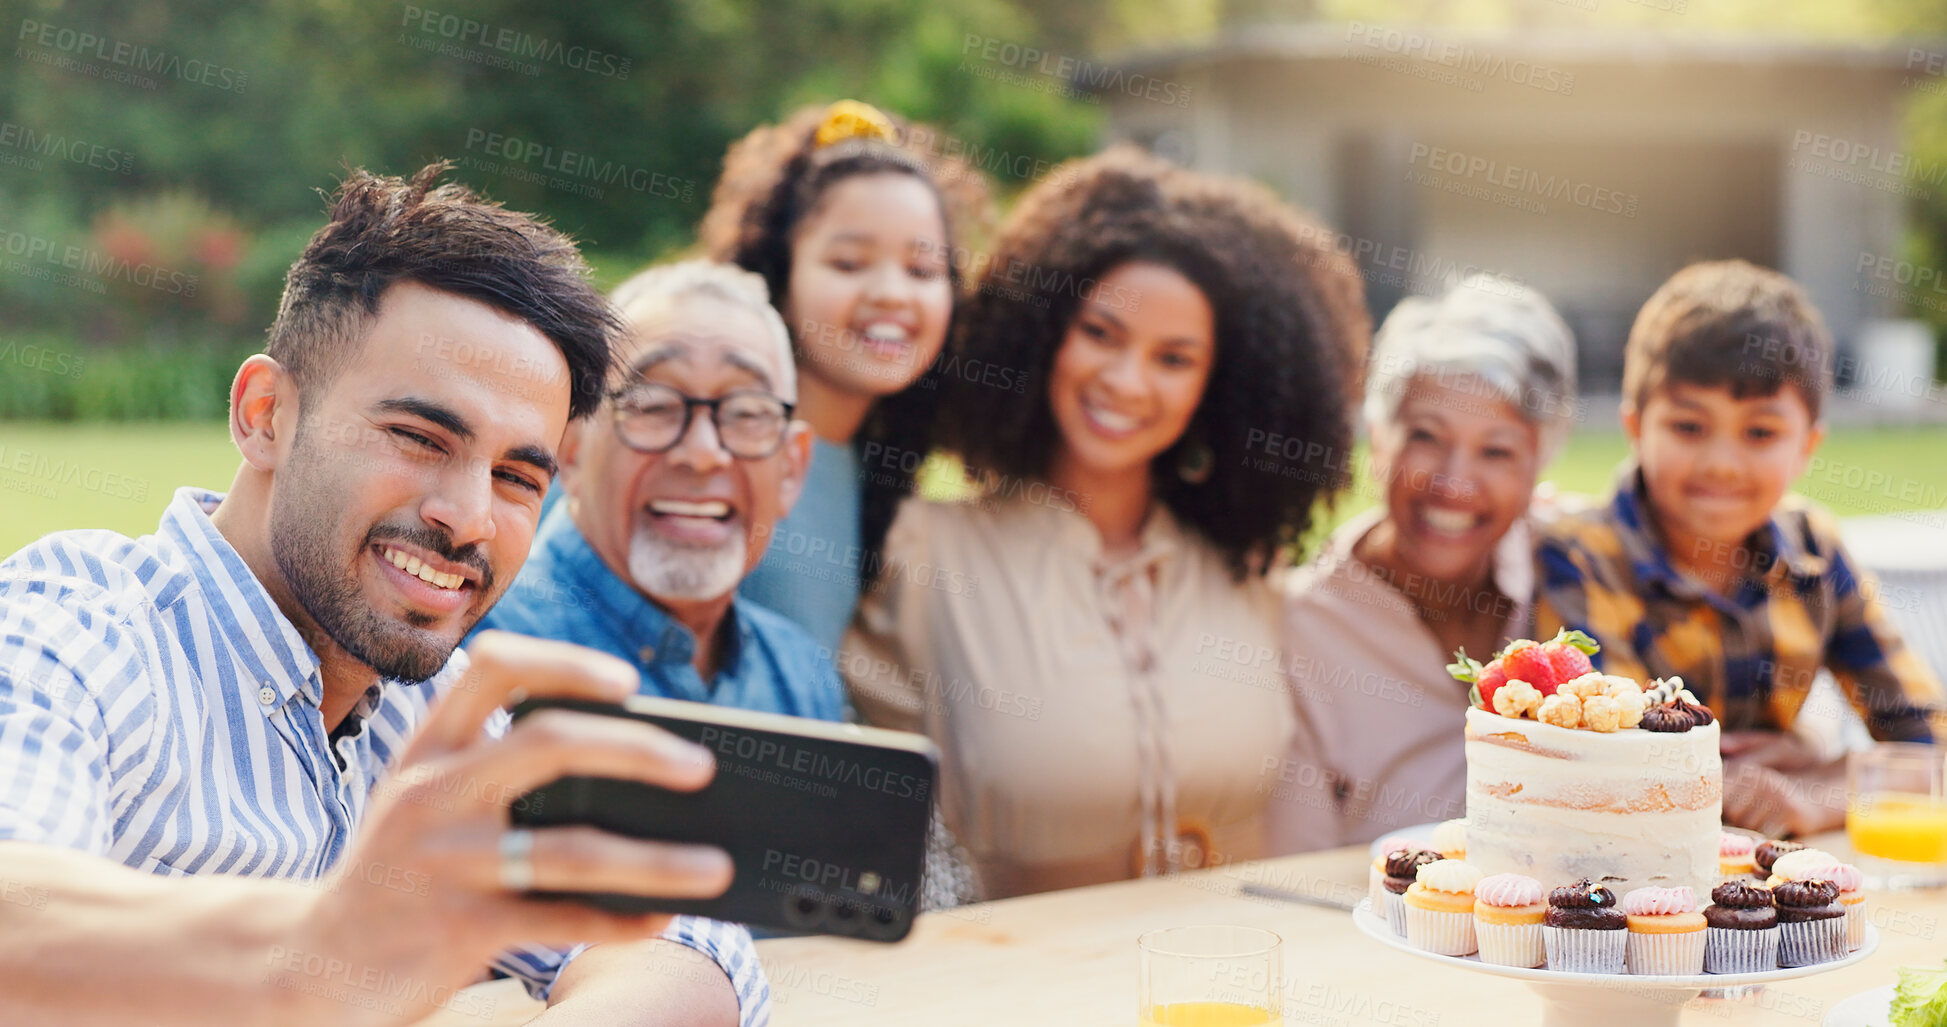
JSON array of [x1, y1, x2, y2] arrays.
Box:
[[1095, 20, 1938, 395]]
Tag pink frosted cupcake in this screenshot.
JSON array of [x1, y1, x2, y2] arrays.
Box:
[[1473, 874, 1546, 968], [1622, 886, 1706, 975], [1718, 833, 1756, 878], [1825, 863, 1866, 951]]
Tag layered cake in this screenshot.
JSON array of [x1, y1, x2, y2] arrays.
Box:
[[1451, 633, 1723, 901]]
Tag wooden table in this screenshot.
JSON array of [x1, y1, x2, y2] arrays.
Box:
[[415, 833, 1942, 1025], [753, 833, 1946, 1026]]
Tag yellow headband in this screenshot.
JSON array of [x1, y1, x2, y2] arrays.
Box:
[[814, 99, 897, 148]]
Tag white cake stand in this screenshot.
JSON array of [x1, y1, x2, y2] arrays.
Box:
[[1353, 899, 1877, 1027]]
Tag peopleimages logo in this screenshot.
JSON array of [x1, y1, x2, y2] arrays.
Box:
[[0, 121, 134, 175], [959, 33, 1193, 108], [462, 129, 693, 201], [0, 227, 197, 296], [697, 725, 931, 801], [1407, 143, 1639, 218], [400, 5, 631, 79], [1342, 22, 1576, 95], [16, 19, 248, 92]]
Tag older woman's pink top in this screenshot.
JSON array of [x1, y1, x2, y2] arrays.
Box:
[[1267, 507, 1534, 853]]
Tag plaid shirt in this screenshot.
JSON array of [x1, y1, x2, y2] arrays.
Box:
[[1535, 465, 1941, 740]]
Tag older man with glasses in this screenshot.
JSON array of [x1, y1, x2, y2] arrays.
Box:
[[474, 260, 844, 722]]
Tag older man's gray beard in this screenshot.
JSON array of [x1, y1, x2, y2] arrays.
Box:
[[627, 525, 748, 601]]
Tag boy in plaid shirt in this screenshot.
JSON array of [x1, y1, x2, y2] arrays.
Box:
[[1537, 260, 1940, 835]]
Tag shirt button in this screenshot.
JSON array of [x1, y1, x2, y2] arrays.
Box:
[[257, 686, 276, 706], [638, 645, 656, 664]]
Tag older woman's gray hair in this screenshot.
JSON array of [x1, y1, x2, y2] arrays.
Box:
[[1362, 273, 1579, 463], [609, 258, 798, 399]]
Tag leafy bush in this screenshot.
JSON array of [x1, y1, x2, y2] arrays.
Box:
[[0, 335, 250, 421]]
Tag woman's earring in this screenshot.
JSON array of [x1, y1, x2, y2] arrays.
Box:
[[1178, 440, 1214, 485]]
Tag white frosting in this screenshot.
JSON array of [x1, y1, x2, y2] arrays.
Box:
[[1463, 706, 1722, 900], [1416, 858, 1483, 893], [1769, 849, 1841, 880], [1431, 818, 1469, 854]]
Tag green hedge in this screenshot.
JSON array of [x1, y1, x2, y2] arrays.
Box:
[[0, 337, 251, 421]]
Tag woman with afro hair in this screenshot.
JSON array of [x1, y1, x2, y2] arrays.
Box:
[[700, 100, 992, 655], [842, 145, 1370, 900]]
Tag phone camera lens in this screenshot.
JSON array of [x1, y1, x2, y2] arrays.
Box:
[[782, 886, 827, 929], [860, 904, 907, 940]]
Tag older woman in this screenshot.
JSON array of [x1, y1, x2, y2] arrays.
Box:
[[1267, 275, 1578, 852]]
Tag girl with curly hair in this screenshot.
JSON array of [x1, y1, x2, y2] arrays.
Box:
[[699, 101, 991, 655], [843, 145, 1370, 899]]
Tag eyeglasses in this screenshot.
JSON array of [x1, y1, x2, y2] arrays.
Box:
[[608, 382, 795, 459]]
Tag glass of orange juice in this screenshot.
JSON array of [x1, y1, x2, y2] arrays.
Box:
[[1846, 743, 1947, 890], [1138, 925, 1282, 1027]]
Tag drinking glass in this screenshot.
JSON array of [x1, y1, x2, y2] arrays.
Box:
[[1137, 925, 1282, 1027], [1846, 743, 1947, 889]]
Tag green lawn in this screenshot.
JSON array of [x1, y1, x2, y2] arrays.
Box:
[[1321, 427, 1947, 533], [5, 421, 1947, 558], [0, 422, 240, 555]]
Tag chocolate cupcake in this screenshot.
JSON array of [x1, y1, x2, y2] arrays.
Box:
[[1542, 879, 1626, 973], [1773, 879, 1844, 967], [1753, 840, 1804, 877], [1639, 697, 1713, 733], [1638, 704, 1694, 733], [1382, 849, 1440, 936], [1703, 881, 1779, 973]]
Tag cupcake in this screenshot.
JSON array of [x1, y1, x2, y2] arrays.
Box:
[[1765, 847, 1838, 888], [1369, 837, 1429, 915], [1773, 879, 1845, 967], [1381, 849, 1441, 935], [1542, 879, 1627, 973], [1765, 850, 1864, 948], [1474, 873, 1547, 968], [1718, 833, 1757, 877], [1403, 859, 1482, 956], [1820, 864, 1866, 951], [1703, 881, 1779, 973], [1753, 839, 1804, 878], [1621, 886, 1706, 975], [1431, 818, 1468, 860]]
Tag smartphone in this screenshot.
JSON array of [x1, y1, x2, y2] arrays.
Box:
[[508, 695, 939, 942]]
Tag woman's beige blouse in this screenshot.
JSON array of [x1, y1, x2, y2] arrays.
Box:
[[842, 496, 1295, 900]]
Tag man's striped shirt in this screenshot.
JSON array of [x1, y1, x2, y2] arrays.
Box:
[[0, 487, 768, 1023]]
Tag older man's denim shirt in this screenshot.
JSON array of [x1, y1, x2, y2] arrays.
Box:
[[475, 504, 845, 721]]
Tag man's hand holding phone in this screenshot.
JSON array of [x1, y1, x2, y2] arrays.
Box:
[[283, 631, 734, 1020]]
